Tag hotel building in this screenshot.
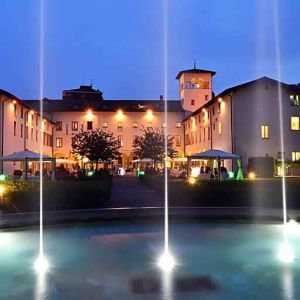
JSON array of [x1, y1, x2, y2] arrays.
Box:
[[0, 68, 300, 175]]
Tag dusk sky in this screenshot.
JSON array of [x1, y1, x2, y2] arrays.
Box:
[[1, 0, 300, 100]]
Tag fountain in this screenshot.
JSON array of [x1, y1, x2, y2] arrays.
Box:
[[273, 0, 295, 264], [34, 0, 49, 274]]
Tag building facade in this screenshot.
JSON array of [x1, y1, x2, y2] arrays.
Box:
[[0, 68, 300, 175]]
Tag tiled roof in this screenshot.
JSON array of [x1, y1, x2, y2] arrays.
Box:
[[24, 99, 185, 113], [176, 68, 216, 79]]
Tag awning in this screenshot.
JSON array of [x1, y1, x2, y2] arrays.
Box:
[[0, 150, 54, 161], [188, 149, 241, 160]]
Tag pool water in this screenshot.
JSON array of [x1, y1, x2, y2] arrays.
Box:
[[0, 221, 299, 299]]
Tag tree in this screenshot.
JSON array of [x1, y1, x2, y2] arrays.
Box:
[[72, 129, 120, 169], [132, 127, 177, 166]]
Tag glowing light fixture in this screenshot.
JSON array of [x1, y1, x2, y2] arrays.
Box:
[[188, 177, 196, 185], [34, 253, 49, 273], [146, 109, 154, 120], [158, 250, 176, 272], [202, 108, 206, 113], [228, 171, 234, 179], [218, 97, 223, 103], [12, 100, 17, 104], [0, 174, 6, 182], [278, 244, 294, 264], [0, 185, 5, 196], [30, 110, 35, 115], [86, 109, 94, 120], [248, 172, 256, 180], [116, 109, 124, 121], [87, 171, 94, 177]]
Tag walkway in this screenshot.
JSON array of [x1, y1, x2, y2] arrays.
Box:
[[110, 176, 164, 207]]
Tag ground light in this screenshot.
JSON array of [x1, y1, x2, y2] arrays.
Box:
[[158, 250, 176, 273], [34, 253, 49, 273], [248, 172, 256, 180], [188, 177, 196, 185]]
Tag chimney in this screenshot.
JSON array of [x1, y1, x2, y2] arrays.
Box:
[[160, 95, 164, 101]]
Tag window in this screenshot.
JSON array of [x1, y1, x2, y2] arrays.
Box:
[[191, 99, 195, 106], [118, 135, 123, 146], [205, 95, 208, 101], [72, 121, 78, 131], [132, 122, 138, 128], [13, 103, 17, 116], [208, 126, 211, 140], [290, 95, 300, 106], [212, 106, 215, 116], [36, 130, 38, 142], [162, 122, 166, 128], [117, 122, 123, 128], [218, 102, 221, 113], [87, 121, 93, 130], [292, 151, 300, 161], [291, 117, 300, 130], [13, 121, 17, 136], [25, 126, 28, 139], [175, 122, 181, 128], [103, 122, 108, 128], [56, 121, 62, 131], [218, 122, 222, 135], [56, 138, 62, 148], [36, 116, 38, 126], [31, 128, 34, 140], [203, 128, 205, 141], [21, 107, 24, 119], [261, 125, 269, 139], [175, 135, 181, 147], [20, 124, 23, 137]]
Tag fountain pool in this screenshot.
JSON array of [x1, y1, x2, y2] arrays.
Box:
[[1, 220, 299, 299]]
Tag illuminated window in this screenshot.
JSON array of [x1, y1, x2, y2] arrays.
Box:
[[117, 122, 123, 128], [175, 122, 181, 128], [103, 122, 108, 128], [291, 117, 300, 130], [118, 135, 123, 146], [191, 99, 195, 106], [13, 121, 17, 136], [261, 125, 269, 139], [218, 122, 222, 135], [290, 95, 300, 106], [56, 121, 62, 131], [72, 121, 78, 131], [175, 135, 181, 147], [132, 122, 138, 128], [56, 138, 62, 148], [292, 151, 300, 161], [87, 121, 93, 130]]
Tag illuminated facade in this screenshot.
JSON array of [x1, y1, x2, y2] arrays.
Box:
[[0, 68, 300, 174]]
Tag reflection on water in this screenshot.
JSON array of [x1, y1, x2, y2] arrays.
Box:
[[161, 270, 174, 300], [35, 272, 48, 300], [282, 266, 294, 300]]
